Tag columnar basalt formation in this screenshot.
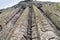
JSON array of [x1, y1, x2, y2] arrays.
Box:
[[0, 0, 60, 40]]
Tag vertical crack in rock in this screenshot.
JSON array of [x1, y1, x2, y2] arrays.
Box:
[[8, 7, 29, 40], [0, 25, 2, 31], [27, 6, 32, 40], [37, 5, 60, 31], [0, 6, 21, 27], [33, 5, 59, 40], [37, 5, 60, 39], [0, 6, 26, 40]]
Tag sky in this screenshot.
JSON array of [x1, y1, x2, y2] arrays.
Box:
[[0, 0, 23, 9], [0, 0, 60, 9]]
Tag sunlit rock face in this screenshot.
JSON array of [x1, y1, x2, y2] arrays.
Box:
[[0, 0, 60, 40]]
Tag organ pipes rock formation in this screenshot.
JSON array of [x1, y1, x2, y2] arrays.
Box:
[[0, 0, 60, 40]]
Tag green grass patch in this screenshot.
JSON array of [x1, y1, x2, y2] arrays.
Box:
[[57, 3, 60, 8]]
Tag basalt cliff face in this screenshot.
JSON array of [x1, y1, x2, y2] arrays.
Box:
[[0, 1, 60, 40]]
